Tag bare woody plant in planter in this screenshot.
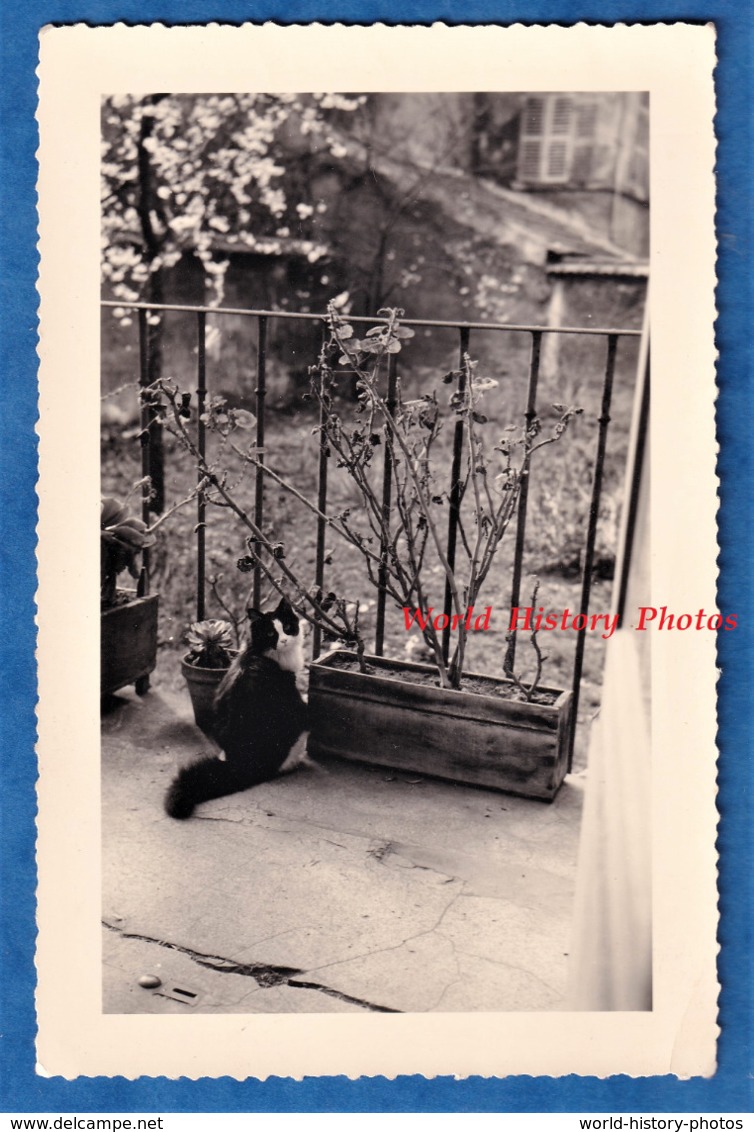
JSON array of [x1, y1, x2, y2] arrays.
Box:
[[298, 305, 582, 798], [309, 306, 582, 686], [150, 382, 367, 658], [145, 378, 367, 737]]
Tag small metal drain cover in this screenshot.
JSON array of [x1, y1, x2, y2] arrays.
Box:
[[153, 982, 203, 1007]]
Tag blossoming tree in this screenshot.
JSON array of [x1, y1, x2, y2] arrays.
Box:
[[101, 92, 364, 508]]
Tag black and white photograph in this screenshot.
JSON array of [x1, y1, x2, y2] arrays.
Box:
[[36, 22, 718, 1079], [99, 87, 650, 1017]]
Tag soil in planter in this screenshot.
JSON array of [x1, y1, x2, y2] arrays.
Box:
[[323, 652, 561, 706]]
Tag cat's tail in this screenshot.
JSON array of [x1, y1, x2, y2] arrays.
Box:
[[164, 756, 248, 820]]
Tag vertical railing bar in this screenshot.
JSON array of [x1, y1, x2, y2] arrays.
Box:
[[569, 333, 619, 770], [253, 316, 268, 611], [442, 326, 471, 663], [375, 352, 398, 656], [196, 310, 207, 621], [137, 307, 151, 598], [312, 328, 329, 660], [504, 329, 542, 676]]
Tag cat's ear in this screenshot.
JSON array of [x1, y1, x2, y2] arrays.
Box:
[[247, 607, 263, 624], [273, 596, 293, 617]]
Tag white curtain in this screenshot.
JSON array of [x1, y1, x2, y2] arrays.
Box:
[[566, 349, 651, 1011], [566, 629, 651, 1010]]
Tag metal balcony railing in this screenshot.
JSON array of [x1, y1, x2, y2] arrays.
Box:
[[102, 299, 645, 767]]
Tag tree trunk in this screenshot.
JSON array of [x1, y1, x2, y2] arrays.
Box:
[[136, 95, 166, 514]]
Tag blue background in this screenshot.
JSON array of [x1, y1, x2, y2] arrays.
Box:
[[1, 0, 750, 1114]]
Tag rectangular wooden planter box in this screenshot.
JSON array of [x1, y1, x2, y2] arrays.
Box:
[[101, 593, 159, 696], [308, 650, 573, 802]]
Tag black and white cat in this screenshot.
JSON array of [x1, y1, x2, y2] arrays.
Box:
[[164, 597, 310, 820]]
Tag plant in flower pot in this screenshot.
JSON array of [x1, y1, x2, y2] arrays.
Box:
[[180, 619, 238, 736], [101, 495, 158, 696], [298, 305, 582, 800]]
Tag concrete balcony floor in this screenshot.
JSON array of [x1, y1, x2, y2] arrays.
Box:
[[102, 670, 585, 1015]]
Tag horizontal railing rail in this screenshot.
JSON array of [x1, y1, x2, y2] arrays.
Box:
[[103, 298, 645, 770], [101, 300, 642, 338]]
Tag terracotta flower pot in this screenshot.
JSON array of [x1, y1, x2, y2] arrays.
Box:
[[308, 649, 572, 802], [181, 652, 237, 737]]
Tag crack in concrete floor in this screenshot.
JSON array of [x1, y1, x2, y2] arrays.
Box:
[[294, 884, 465, 979], [103, 921, 400, 1013], [433, 929, 563, 999], [106, 820, 569, 1010], [283, 881, 567, 1011]]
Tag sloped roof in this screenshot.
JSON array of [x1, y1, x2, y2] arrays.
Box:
[[356, 147, 638, 265]]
